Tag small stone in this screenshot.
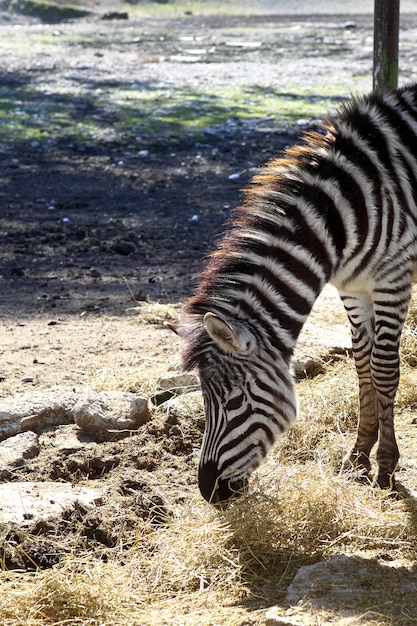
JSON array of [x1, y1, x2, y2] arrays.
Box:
[[204, 127, 217, 136], [151, 390, 175, 406], [0, 431, 40, 479], [162, 391, 204, 427], [101, 11, 129, 20], [157, 372, 199, 394], [112, 240, 136, 256], [292, 358, 324, 379], [73, 391, 151, 442], [89, 267, 101, 278], [264, 607, 305, 626]]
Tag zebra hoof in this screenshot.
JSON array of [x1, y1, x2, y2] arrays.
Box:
[[375, 472, 397, 492], [340, 449, 371, 481]]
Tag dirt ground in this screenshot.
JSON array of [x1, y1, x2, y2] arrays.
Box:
[[2, 1, 417, 603], [0, 8, 318, 397]]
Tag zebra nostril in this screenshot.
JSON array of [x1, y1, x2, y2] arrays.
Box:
[[216, 477, 248, 508], [199, 462, 248, 507]]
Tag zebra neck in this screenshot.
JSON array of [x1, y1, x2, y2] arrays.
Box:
[[234, 293, 314, 364], [234, 273, 321, 363]]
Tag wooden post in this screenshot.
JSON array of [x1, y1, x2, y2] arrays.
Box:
[[373, 0, 400, 91]]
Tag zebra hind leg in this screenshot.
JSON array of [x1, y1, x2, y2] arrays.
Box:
[[370, 279, 412, 489], [339, 292, 379, 480], [339, 283, 411, 490]]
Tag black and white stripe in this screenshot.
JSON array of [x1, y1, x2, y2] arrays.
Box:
[[177, 84, 417, 505]]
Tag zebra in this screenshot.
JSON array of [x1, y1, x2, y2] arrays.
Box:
[[171, 84, 417, 506]]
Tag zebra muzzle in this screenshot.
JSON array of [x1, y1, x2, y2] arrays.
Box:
[[199, 461, 248, 508]]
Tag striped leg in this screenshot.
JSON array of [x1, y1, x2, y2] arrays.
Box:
[[340, 283, 411, 488], [370, 280, 411, 488], [340, 291, 379, 477]]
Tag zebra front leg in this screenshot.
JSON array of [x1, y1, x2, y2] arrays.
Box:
[[340, 292, 379, 477]]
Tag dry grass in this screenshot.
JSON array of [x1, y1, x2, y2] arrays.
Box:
[[2, 299, 417, 625], [2, 463, 416, 625], [402, 296, 417, 368], [93, 356, 169, 395], [127, 302, 182, 327]]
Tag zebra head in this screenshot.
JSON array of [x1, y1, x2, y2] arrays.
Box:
[[176, 311, 297, 507]]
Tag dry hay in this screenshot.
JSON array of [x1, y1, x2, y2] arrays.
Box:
[[402, 295, 417, 368], [2, 463, 416, 625], [128, 302, 182, 326], [2, 300, 417, 624]]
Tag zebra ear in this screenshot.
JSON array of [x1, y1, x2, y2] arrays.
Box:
[[165, 321, 179, 335], [203, 312, 240, 353]]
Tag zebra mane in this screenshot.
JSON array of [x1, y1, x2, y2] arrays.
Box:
[[180, 314, 212, 371], [181, 120, 338, 370]]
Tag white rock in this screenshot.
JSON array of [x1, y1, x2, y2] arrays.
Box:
[[0, 386, 87, 441], [263, 551, 417, 626], [285, 554, 417, 607], [0, 481, 103, 525], [157, 372, 199, 393], [73, 390, 151, 442], [285, 556, 365, 606], [0, 431, 40, 479]]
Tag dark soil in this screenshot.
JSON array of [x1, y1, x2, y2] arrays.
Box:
[[0, 128, 294, 316], [1, 6, 417, 320]]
